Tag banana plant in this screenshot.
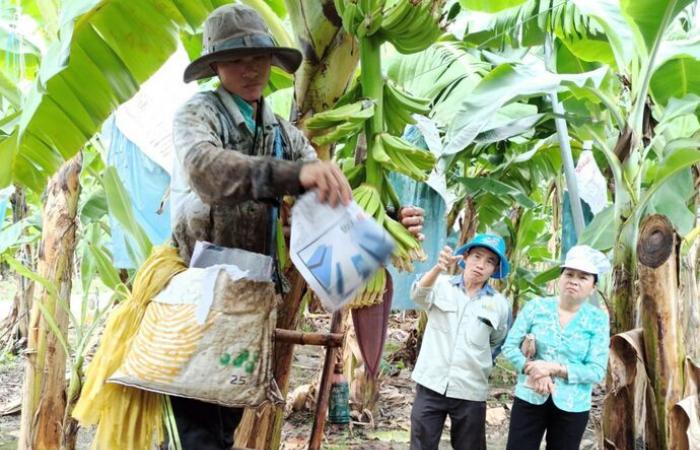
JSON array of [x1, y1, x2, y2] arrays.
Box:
[[0, 0, 232, 193], [305, 0, 445, 307]]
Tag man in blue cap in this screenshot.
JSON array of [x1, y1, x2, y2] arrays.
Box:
[[410, 233, 512, 450]]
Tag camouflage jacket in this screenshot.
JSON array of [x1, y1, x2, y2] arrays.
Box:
[[171, 86, 317, 264]]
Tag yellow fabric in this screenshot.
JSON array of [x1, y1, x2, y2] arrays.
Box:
[[72, 245, 186, 450]]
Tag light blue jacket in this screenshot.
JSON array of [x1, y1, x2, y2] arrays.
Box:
[[502, 297, 609, 412]]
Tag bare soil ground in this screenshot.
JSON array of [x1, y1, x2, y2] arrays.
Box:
[[0, 285, 602, 449]]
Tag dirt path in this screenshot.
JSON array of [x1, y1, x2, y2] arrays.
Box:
[[0, 311, 602, 449]]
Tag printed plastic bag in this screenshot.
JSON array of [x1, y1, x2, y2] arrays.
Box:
[[290, 192, 394, 312]]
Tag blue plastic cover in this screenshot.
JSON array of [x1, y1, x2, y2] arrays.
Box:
[[0, 187, 12, 225], [562, 191, 593, 259], [104, 118, 172, 268], [387, 126, 449, 310]]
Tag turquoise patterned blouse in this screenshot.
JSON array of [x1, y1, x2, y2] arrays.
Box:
[[502, 297, 610, 413]]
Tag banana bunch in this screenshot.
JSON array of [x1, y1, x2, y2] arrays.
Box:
[[379, 0, 443, 54], [385, 214, 426, 272], [349, 184, 386, 308], [353, 183, 426, 275], [348, 267, 387, 308], [371, 132, 436, 181], [383, 80, 431, 135], [305, 99, 375, 145], [352, 183, 385, 223], [335, 0, 387, 38]]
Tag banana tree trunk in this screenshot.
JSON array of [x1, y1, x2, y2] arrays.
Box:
[[8, 186, 34, 347], [610, 231, 637, 333], [679, 176, 700, 362], [457, 196, 477, 248], [287, 0, 360, 160], [608, 128, 639, 334], [234, 3, 360, 448], [602, 329, 660, 450], [638, 214, 684, 450], [18, 154, 82, 450]]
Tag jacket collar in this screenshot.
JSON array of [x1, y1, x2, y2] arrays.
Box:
[[449, 274, 495, 297], [216, 86, 278, 132]]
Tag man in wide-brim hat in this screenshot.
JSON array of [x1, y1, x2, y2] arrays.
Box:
[[170, 5, 355, 448], [169, 4, 425, 448]]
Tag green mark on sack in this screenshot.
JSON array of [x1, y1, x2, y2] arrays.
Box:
[[233, 350, 250, 367], [219, 353, 231, 366], [244, 351, 260, 374], [220, 349, 257, 369], [244, 361, 255, 374]]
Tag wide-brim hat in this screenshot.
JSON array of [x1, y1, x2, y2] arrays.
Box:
[[455, 233, 510, 280], [184, 4, 302, 83]]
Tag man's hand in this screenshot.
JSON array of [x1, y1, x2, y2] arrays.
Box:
[[418, 246, 459, 288], [435, 246, 460, 273], [399, 206, 425, 241], [299, 161, 352, 207]]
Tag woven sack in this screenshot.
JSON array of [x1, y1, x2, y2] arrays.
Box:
[[109, 268, 283, 408]]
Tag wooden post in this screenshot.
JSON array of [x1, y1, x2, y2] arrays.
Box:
[[309, 310, 344, 450], [637, 214, 684, 450], [18, 155, 82, 450]]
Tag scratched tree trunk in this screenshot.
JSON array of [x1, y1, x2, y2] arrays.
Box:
[[18, 155, 82, 450], [637, 214, 684, 450]]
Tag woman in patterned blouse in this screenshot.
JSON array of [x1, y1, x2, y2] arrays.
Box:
[[502, 245, 611, 450]]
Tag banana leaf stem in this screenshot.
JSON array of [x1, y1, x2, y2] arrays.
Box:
[[359, 36, 384, 189]]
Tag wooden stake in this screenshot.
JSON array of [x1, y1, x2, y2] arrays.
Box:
[[309, 310, 343, 450], [274, 329, 343, 347]]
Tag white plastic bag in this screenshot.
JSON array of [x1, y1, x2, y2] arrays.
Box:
[[575, 148, 608, 214], [290, 192, 394, 312]]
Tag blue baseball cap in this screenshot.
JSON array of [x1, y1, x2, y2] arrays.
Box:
[[455, 233, 510, 279]]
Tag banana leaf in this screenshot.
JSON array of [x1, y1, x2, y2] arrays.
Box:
[[352, 273, 393, 378]]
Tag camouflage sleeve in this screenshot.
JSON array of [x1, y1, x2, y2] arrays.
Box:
[[173, 94, 306, 205]]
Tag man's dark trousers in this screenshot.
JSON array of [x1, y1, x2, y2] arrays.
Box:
[[170, 395, 243, 449], [410, 383, 487, 450]]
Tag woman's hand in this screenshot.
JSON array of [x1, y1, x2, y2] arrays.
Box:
[[530, 375, 555, 395], [524, 360, 561, 379], [521, 334, 536, 359]]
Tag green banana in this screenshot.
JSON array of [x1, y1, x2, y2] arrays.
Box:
[[343, 163, 365, 187], [385, 81, 430, 114], [312, 120, 364, 145], [341, 1, 359, 34], [305, 99, 375, 130], [374, 133, 436, 181], [381, 0, 411, 32], [334, 0, 346, 16]]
